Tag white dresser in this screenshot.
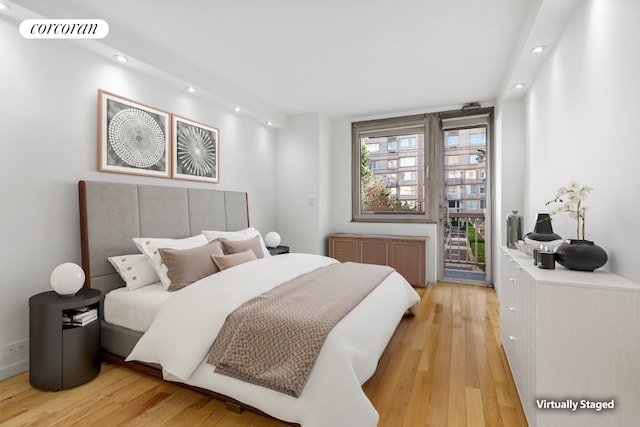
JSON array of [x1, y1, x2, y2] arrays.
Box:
[[498, 247, 640, 427]]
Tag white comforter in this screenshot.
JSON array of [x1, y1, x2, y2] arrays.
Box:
[[127, 253, 420, 427]]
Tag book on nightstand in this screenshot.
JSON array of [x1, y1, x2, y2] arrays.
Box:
[[62, 307, 98, 326]]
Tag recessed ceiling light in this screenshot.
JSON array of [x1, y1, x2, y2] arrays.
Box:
[[234, 106, 241, 112], [514, 83, 526, 89], [0, 3, 11, 11], [113, 54, 128, 63], [531, 46, 546, 54], [186, 86, 196, 93], [267, 121, 272, 126]]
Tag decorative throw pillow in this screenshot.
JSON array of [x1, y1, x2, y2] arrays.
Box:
[[159, 239, 224, 291], [108, 254, 160, 291], [133, 234, 208, 289], [211, 249, 258, 271], [220, 235, 266, 259], [201, 227, 271, 257]]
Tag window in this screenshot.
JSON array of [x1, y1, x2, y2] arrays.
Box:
[[446, 130, 459, 147], [352, 114, 431, 222], [399, 186, 416, 197], [384, 174, 397, 187], [367, 143, 380, 152], [400, 137, 416, 148], [448, 186, 462, 199], [446, 155, 459, 166], [466, 200, 478, 210], [469, 132, 486, 144], [400, 157, 416, 167], [469, 154, 480, 164], [466, 185, 476, 195], [401, 171, 416, 181], [466, 170, 476, 180]]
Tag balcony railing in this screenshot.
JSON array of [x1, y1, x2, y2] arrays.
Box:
[[444, 211, 486, 278]]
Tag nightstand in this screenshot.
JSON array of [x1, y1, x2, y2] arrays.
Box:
[[29, 288, 101, 391], [268, 245, 290, 255]]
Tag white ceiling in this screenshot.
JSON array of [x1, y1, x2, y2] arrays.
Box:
[[6, 0, 581, 125]]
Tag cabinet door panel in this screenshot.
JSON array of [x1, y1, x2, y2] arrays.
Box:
[[330, 237, 360, 262], [390, 240, 425, 286], [62, 321, 101, 389], [360, 239, 389, 265]]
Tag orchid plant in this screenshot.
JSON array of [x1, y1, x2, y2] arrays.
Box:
[[545, 181, 593, 241]]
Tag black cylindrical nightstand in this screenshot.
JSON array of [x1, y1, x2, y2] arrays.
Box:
[[29, 288, 101, 391], [268, 245, 290, 256]]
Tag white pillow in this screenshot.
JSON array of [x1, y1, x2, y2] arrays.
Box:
[[133, 234, 209, 289], [108, 254, 160, 291], [201, 227, 271, 257]]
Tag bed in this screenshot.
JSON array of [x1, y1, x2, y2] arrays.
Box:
[[78, 180, 421, 427]]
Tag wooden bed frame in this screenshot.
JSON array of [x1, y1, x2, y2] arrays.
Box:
[[78, 180, 297, 425]]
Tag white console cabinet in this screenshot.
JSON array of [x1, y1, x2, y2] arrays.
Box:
[[498, 247, 640, 427]]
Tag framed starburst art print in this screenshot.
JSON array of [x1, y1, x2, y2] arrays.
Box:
[[98, 90, 171, 178], [171, 115, 219, 183]]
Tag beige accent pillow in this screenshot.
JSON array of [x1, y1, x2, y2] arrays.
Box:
[[201, 227, 271, 257], [211, 249, 258, 271], [133, 234, 209, 289], [159, 239, 224, 291], [221, 235, 265, 259]]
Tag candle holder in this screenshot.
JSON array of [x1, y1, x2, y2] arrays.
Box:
[[538, 251, 555, 269]]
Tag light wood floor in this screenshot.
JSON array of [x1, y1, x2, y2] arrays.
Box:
[[1, 283, 527, 426]]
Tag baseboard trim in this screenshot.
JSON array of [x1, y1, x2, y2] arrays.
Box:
[[0, 358, 28, 381]]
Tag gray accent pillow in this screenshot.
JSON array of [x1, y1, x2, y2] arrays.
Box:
[[211, 249, 258, 271], [159, 239, 224, 291], [221, 235, 265, 259]]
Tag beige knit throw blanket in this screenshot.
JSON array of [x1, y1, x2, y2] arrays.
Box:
[[207, 261, 394, 397]]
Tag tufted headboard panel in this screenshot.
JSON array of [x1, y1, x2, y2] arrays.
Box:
[[78, 180, 249, 295]]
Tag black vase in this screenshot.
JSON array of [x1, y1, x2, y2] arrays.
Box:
[[554, 240, 608, 271], [526, 213, 562, 242], [523, 213, 563, 253]]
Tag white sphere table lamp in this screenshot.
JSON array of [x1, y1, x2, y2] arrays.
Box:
[[50, 262, 85, 297], [264, 231, 281, 248]]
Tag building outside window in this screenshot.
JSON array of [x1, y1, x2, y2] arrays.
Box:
[[352, 114, 428, 221], [469, 132, 486, 144], [400, 137, 416, 148], [401, 171, 416, 181], [400, 157, 416, 167], [444, 127, 487, 215]]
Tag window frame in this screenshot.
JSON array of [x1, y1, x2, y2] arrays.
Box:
[[351, 114, 439, 223]]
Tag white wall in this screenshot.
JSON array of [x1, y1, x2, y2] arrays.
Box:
[[494, 98, 526, 297], [519, 0, 640, 283], [275, 113, 332, 255], [0, 17, 277, 379]]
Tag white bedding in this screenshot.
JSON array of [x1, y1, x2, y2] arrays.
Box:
[[104, 282, 171, 332], [126, 253, 420, 427]]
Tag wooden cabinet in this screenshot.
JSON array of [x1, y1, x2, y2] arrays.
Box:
[[498, 247, 640, 426], [329, 233, 428, 287]]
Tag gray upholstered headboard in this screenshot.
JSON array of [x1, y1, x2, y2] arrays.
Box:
[[78, 180, 249, 295]]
